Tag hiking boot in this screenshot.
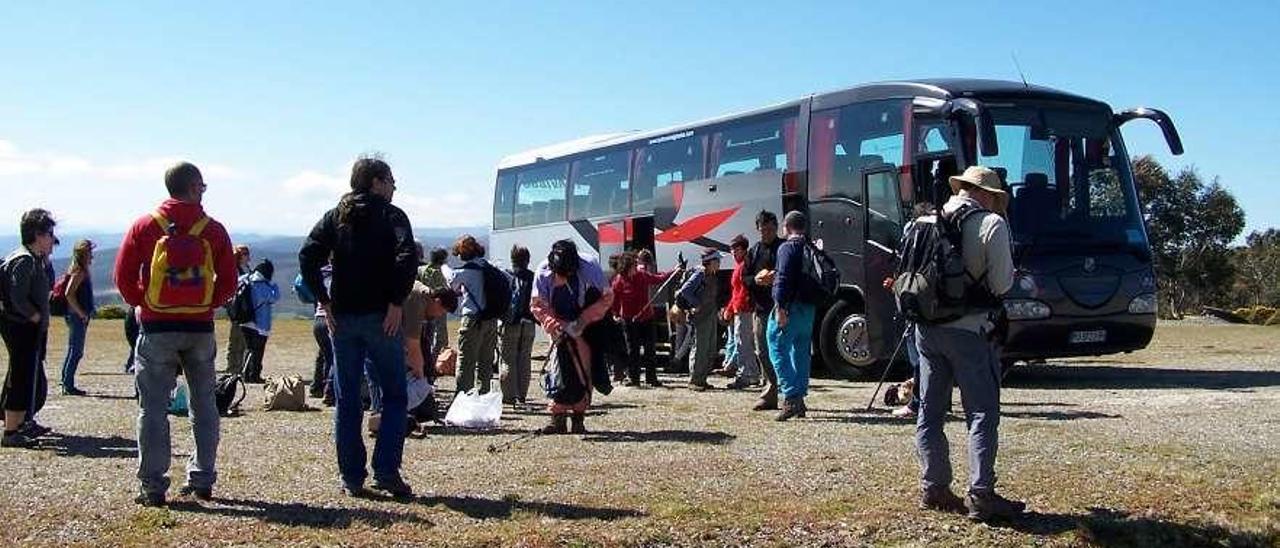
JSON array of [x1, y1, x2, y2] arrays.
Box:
[[645, 371, 663, 387], [797, 398, 808, 418], [966, 491, 1026, 522], [752, 397, 779, 411], [322, 391, 335, 407], [688, 381, 713, 392], [919, 486, 966, 513], [178, 484, 213, 501], [775, 399, 804, 422], [372, 476, 414, 499], [134, 491, 166, 507], [62, 386, 88, 396], [570, 413, 587, 434], [341, 482, 370, 498], [725, 379, 758, 390], [539, 415, 568, 435], [19, 421, 52, 438], [1, 431, 35, 448]]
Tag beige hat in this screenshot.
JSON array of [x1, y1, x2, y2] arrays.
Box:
[[949, 166, 1009, 213]]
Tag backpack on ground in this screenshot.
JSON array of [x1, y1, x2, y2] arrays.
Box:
[[215, 374, 247, 416], [892, 205, 991, 324], [460, 262, 512, 321], [292, 273, 317, 305], [799, 242, 840, 305], [144, 213, 217, 314], [262, 375, 308, 411], [228, 278, 257, 323], [49, 273, 71, 317]]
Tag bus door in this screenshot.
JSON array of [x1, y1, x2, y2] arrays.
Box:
[[861, 165, 907, 359]]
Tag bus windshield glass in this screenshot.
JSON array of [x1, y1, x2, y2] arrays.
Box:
[[984, 103, 1146, 251]]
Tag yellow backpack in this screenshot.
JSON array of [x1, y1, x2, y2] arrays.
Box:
[[144, 212, 216, 314]]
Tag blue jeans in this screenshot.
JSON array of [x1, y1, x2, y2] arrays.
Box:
[[61, 315, 89, 389], [914, 324, 1002, 494], [766, 302, 815, 401], [331, 312, 407, 486]]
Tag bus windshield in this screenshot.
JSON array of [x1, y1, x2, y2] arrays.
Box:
[[984, 103, 1147, 252]]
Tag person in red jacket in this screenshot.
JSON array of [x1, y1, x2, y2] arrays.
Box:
[[114, 162, 238, 507], [721, 234, 761, 389], [610, 250, 679, 387]]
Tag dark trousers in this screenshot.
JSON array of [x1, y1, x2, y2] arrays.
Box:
[[623, 319, 658, 382], [1, 320, 42, 414], [124, 308, 140, 372], [240, 326, 269, 382], [419, 321, 437, 384], [311, 317, 334, 395]]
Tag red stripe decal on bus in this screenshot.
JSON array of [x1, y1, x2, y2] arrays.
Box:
[[598, 223, 625, 245], [654, 206, 740, 243]]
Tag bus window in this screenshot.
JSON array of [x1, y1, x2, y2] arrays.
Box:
[[514, 162, 568, 227], [632, 133, 706, 212], [569, 150, 631, 220], [710, 115, 797, 178], [493, 173, 516, 230], [866, 170, 905, 248], [809, 100, 907, 203]]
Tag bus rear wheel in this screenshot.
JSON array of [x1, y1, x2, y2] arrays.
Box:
[[818, 299, 877, 380]]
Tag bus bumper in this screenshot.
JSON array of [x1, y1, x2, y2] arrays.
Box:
[[1001, 313, 1156, 360]]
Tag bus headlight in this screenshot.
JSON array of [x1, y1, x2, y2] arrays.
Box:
[[1128, 293, 1157, 314], [1004, 299, 1051, 320]]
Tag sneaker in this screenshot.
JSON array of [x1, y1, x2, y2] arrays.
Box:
[[178, 484, 213, 501], [134, 491, 166, 507], [1, 431, 35, 448], [919, 486, 966, 513], [966, 491, 1026, 522], [372, 476, 414, 499], [19, 421, 52, 438], [724, 379, 758, 390], [62, 386, 88, 397], [891, 405, 917, 419]]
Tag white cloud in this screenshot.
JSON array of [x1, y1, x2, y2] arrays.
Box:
[[0, 139, 240, 181]]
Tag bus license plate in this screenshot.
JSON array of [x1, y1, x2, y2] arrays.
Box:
[[1069, 329, 1107, 344]]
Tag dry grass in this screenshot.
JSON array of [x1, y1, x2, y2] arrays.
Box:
[[1, 319, 1276, 547]]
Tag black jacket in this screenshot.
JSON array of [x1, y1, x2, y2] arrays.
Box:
[[299, 193, 417, 315], [741, 237, 782, 313]]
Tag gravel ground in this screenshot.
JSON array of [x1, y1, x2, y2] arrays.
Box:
[[0, 319, 1276, 547]]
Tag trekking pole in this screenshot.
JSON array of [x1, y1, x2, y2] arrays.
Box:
[[866, 322, 912, 411], [487, 430, 542, 454]]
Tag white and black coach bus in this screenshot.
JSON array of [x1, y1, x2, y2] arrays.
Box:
[[488, 79, 1184, 378]]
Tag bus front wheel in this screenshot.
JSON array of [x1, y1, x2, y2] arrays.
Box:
[[818, 299, 877, 380]]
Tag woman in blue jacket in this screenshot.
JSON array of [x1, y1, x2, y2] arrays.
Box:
[[239, 259, 281, 383]]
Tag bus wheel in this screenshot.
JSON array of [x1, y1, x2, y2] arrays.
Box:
[[819, 299, 876, 380]]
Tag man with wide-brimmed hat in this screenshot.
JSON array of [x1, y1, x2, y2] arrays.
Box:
[[913, 165, 1024, 522], [676, 247, 723, 391]]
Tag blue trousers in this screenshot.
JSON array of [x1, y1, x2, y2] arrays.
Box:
[[766, 302, 815, 401], [914, 324, 1001, 494], [331, 313, 407, 486], [61, 315, 89, 389]]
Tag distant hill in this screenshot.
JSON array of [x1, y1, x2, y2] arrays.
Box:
[[46, 227, 488, 318]]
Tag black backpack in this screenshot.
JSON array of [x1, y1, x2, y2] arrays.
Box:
[[892, 204, 991, 324], [799, 242, 841, 304], [507, 268, 534, 322], [228, 279, 256, 323], [461, 262, 512, 321], [215, 374, 247, 416]]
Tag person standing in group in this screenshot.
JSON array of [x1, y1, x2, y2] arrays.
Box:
[[447, 235, 500, 395], [238, 259, 280, 384], [57, 239, 97, 396], [418, 246, 450, 361], [225, 244, 251, 374], [530, 239, 613, 434], [114, 163, 237, 505], [299, 156, 418, 499], [499, 245, 536, 406], [298, 264, 335, 403], [611, 250, 678, 387], [743, 210, 782, 411], [677, 248, 723, 391], [1, 209, 58, 447], [768, 211, 819, 422], [721, 235, 760, 390], [911, 166, 1024, 522]]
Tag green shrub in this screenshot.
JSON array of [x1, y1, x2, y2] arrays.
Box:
[[1256, 307, 1278, 326], [94, 304, 127, 320]]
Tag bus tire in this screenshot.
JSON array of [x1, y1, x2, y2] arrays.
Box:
[[818, 299, 877, 380]]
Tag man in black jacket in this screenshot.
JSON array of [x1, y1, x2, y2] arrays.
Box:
[[741, 210, 782, 411], [299, 156, 418, 499]]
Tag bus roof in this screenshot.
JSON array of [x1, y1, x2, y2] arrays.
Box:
[[496, 78, 1107, 171]]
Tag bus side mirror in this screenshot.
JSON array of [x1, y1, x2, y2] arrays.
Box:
[[1115, 107, 1184, 156]]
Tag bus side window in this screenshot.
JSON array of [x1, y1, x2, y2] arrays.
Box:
[[867, 170, 905, 248], [514, 162, 569, 227], [633, 134, 706, 212], [493, 173, 516, 230], [570, 150, 631, 220], [710, 114, 796, 178]]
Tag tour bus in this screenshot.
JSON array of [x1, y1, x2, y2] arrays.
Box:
[[488, 79, 1183, 378]]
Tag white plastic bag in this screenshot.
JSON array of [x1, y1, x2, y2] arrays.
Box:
[[444, 390, 503, 429]]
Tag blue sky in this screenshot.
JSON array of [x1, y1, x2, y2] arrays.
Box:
[[1, 1, 1277, 237]]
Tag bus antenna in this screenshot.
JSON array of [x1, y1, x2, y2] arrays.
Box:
[[1011, 51, 1029, 89]]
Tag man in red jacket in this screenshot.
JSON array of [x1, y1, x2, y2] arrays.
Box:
[[114, 162, 237, 507], [721, 235, 760, 390]]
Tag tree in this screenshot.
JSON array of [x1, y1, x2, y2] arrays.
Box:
[[1132, 156, 1245, 318], [1233, 229, 1280, 307]]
